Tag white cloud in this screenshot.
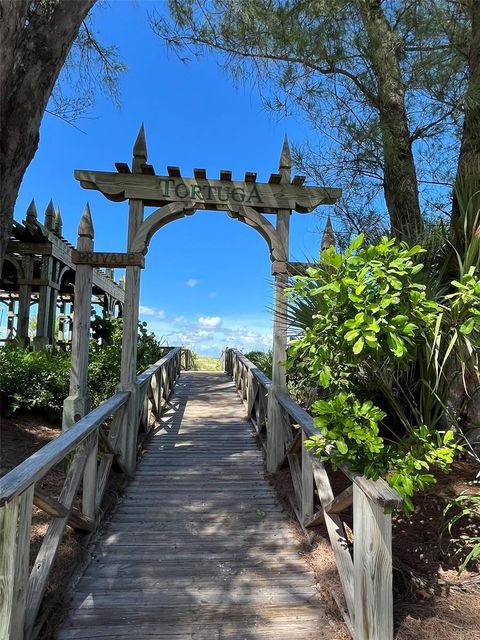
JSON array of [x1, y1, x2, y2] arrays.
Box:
[[139, 305, 165, 319], [208, 291, 217, 299], [198, 316, 222, 328], [185, 278, 199, 288]]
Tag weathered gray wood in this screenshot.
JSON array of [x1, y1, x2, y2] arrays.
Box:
[[312, 458, 355, 626], [74, 169, 342, 212], [325, 485, 353, 514], [301, 432, 314, 521], [33, 254, 54, 349], [275, 390, 315, 437], [114, 127, 148, 473], [288, 453, 302, 509], [62, 204, 94, 431], [33, 486, 68, 518], [341, 467, 403, 509], [304, 508, 326, 529], [266, 137, 293, 472], [71, 251, 144, 268], [25, 435, 94, 637], [82, 432, 98, 520], [59, 372, 331, 639], [95, 454, 114, 512], [353, 484, 393, 640], [16, 255, 33, 345], [0, 485, 34, 640], [0, 393, 129, 505], [117, 183, 144, 472]]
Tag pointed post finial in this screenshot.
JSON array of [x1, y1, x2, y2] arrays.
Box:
[[321, 216, 335, 252], [78, 203, 94, 239], [26, 199, 38, 224], [54, 208, 63, 235], [279, 134, 292, 171], [132, 123, 147, 172], [44, 199, 55, 230]]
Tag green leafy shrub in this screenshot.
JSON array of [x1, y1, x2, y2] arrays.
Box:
[[0, 346, 70, 418], [442, 493, 480, 572], [88, 316, 166, 406], [287, 234, 476, 513], [0, 316, 166, 419], [244, 350, 273, 379]]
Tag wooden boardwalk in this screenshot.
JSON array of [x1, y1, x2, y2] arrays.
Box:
[[58, 372, 333, 639]]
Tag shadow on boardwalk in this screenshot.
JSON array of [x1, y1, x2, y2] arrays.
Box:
[[57, 372, 340, 639]]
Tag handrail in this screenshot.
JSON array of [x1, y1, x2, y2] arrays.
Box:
[[227, 347, 272, 388], [0, 346, 191, 640], [0, 392, 129, 506], [224, 346, 402, 640], [136, 346, 181, 386]]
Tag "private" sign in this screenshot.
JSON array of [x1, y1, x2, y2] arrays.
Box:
[[72, 251, 145, 268]]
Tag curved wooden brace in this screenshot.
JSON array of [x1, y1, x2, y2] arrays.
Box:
[[225, 205, 287, 270], [58, 265, 73, 286], [3, 255, 22, 279], [131, 202, 287, 274], [131, 202, 196, 254]]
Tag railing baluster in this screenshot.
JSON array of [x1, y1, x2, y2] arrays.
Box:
[[353, 485, 394, 640], [0, 485, 34, 640], [301, 431, 314, 521], [82, 432, 98, 520]]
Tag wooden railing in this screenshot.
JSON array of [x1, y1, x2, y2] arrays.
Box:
[[224, 347, 402, 640], [0, 347, 189, 640]]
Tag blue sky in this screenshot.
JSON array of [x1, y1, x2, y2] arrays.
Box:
[[11, 0, 337, 356]]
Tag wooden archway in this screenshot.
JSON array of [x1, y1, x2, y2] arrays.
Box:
[[131, 201, 287, 271], [70, 125, 341, 473]]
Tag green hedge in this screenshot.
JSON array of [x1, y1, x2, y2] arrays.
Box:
[[0, 318, 166, 421]]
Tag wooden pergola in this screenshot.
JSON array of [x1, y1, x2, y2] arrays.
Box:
[[0, 201, 125, 348]]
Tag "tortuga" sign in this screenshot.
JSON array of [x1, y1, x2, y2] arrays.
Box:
[[74, 170, 341, 213]]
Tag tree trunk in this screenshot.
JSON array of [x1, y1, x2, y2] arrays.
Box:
[[451, 1, 480, 232], [357, 0, 423, 240], [0, 0, 96, 274]]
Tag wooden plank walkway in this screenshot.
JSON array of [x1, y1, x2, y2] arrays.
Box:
[[58, 372, 334, 639]]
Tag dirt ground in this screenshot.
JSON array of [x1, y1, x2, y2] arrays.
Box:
[[1, 413, 479, 639], [0, 414, 128, 639]]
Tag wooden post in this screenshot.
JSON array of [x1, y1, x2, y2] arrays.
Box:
[[267, 135, 293, 472], [17, 201, 37, 347], [62, 204, 94, 431], [47, 260, 60, 346], [58, 299, 67, 343], [0, 486, 34, 640], [321, 215, 335, 252], [6, 297, 15, 338], [33, 201, 55, 350], [54, 208, 63, 237], [117, 124, 147, 474], [353, 484, 393, 640], [16, 257, 33, 347]]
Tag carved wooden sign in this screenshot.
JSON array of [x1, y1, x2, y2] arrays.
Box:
[[72, 251, 145, 268], [74, 170, 342, 213]]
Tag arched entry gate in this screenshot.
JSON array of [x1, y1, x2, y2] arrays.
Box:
[[63, 125, 341, 475]]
